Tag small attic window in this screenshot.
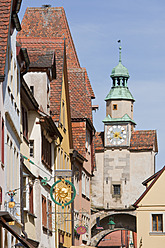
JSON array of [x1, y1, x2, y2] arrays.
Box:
[[113, 104, 117, 110]]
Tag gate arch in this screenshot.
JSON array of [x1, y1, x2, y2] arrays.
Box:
[[90, 211, 136, 247]]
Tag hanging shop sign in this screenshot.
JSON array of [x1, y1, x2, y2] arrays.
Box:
[[76, 225, 87, 235], [50, 179, 76, 209]]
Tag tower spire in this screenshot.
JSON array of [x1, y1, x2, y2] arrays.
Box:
[[117, 40, 122, 63]]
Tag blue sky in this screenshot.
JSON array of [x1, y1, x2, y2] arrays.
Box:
[[19, 0, 165, 171]]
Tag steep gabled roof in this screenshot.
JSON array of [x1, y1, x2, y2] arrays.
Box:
[[82, 67, 95, 99], [0, 0, 12, 80], [133, 166, 165, 207], [129, 130, 158, 152], [17, 7, 80, 68], [17, 6, 95, 104], [68, 68, 92, 121]]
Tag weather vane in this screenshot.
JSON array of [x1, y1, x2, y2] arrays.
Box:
[[117, 40, 122, 62]]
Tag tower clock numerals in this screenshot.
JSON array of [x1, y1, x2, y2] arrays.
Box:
[[107, 125, 127, 145]]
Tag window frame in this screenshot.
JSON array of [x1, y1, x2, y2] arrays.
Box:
[[112, 184, 121, 197], [113, 104, 118, 110], [152, 214, 163, 232], [42, 195, 47, 227]]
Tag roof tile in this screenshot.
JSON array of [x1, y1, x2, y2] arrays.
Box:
[[130, 130, 158, 151], [0, 0, 12, 77]]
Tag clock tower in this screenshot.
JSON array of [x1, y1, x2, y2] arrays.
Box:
[[91, 44, 158, 211], [103, 46, 136, 147]]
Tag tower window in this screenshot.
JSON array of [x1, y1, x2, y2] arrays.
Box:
[[113, 184, 121, 196], [131, 104, 133, 112], [113, 104, 117, 110]]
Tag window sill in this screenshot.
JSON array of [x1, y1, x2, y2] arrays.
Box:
[[42, 226, 52, 236], [112, 194, 121, 198], [149, 232, 165, 236], [82, 194, 90, 201], [23, 209, 37, 218]]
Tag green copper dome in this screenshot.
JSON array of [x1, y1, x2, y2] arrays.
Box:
[[111, 61, 129, 78], [105, 45, 134, 101], [111, 46, 129, 78]]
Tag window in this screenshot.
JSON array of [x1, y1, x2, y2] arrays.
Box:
[[42, 195, 47, 227], [113, 185, 121, 196], [86, 176, 90, 198], [113, 104, 117, 110], [29, 185, 33, 214], [30, 86, 34, 95], [88, 134, 90, 153], [1, 118, 4, 164], [0, 187, 2, 205], [22, 106, 28, 139], [41, 131, 51, 169], [82, 172, 86, 195], [131, 104, 133, 112], [29, 140, 34, 157], [152, 214, 163, 232], [62, 100, 65, 128], [48, 200, 52, 230], [107, 203, 109, 209]]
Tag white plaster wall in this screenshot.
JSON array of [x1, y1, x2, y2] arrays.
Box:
[[3, 30, 21, 219], [92, 148, 155, 210], [26, 111, 55, 247], [24, 72, 49, 114], [91, 152, 104, 208], [130, 151, 156, 204], [0, 82, 5, 211]]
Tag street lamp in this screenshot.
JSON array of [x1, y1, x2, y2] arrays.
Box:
[[108, 218, 115, 230]]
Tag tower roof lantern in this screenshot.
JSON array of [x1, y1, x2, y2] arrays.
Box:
[[110, 46, 129, 79]]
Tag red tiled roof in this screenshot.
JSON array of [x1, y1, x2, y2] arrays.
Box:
[[0, 0, 12, 78], [28, 50, 55, 68], [129, 130, 158, 152], [17, 7, 95, 103], [17, 7, 80, 69], [95, 132, 104, 152], [72, 121, 86, 158], [68, 68, 92, 121], [82, 67, 95, 99]]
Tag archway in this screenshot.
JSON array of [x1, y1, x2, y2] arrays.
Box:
[[89, 212, 136, 247]]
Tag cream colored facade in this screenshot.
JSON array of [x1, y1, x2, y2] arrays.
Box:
[[135, 167, 165, 248]]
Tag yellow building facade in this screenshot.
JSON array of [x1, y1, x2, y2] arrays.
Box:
[[53, 49, 73, 248], [134, 166, 165, 248]]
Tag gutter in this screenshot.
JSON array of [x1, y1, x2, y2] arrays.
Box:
[[12, 13, 21, 31]]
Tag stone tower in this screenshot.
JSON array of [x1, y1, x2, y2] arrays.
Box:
[[91, 45, 158, 210]]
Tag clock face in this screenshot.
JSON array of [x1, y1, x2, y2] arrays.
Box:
[[107, 125, 127, 145]]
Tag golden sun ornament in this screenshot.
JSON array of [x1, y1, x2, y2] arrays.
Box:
[[50, 179, 76, 209]]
